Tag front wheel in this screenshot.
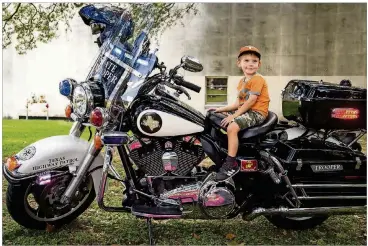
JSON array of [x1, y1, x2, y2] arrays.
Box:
[[6, 173, 95, 230], [265, 215, 329, 230]]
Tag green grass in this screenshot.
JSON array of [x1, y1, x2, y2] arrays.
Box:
[[2, 119, 367, 245], [206, 88, 227, 94], [206, 88, 227, 104]]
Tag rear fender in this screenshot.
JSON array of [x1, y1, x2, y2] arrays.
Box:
[[6, 135, 104, 194]]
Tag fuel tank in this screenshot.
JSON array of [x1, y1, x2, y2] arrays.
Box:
[[129, 95, 205, 137]]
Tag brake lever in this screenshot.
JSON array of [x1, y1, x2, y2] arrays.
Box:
[[180, 88, 191, 100], [163, 81, 191, 100]]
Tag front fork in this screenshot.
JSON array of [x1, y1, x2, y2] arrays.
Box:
[[69, 121, 85, 137], [60, 121, 95, 204], [61, 120, 137, 209]]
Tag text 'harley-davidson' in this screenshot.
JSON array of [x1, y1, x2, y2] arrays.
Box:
[[3, 4, 367, 245]]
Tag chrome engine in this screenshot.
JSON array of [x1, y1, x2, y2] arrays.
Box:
[[155, 174, 237, 219], [128, 136, 204, 176], [128, 135, 237, 219]]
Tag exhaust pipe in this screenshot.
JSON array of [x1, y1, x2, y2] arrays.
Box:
[[243, 205, 367, 221]]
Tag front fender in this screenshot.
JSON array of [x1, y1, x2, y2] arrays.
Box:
[[4, 135, 104, 194]]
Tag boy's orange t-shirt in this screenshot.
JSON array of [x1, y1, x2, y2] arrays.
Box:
[[237, 74, 270, 117]]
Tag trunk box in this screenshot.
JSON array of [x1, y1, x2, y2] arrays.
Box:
[[282, 80, 366, 129]]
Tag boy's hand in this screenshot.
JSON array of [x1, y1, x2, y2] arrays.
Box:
[[221, 115, 235, 127]]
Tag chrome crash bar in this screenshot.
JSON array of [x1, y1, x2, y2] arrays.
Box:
[[292, 183, 366, 200]]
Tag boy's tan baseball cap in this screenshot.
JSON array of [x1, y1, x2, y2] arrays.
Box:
[[238, 45, 261, 58]]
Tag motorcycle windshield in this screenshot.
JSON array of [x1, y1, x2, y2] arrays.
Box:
[[86, 5, 156, 108]]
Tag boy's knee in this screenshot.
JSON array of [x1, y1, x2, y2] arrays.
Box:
[[227, 122, 240, 134]]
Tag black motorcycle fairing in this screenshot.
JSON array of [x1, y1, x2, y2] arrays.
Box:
[[199, 134, 225, 167]]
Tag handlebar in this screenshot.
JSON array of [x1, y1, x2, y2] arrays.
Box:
[[163, 81, 191, 100], [176, 79, 201, 93], [172, 75, 201, 93]]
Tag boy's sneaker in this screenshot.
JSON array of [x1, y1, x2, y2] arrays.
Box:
[[215, 161, 239, 181]]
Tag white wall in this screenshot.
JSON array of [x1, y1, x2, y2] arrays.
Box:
[[2, 6, 367, 119], [3, 15, 99, 118]]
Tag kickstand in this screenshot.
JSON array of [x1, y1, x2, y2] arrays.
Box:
[[146, 218, 155, 245]]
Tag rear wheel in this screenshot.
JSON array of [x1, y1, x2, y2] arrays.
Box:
[[6, 173, 95, 230]]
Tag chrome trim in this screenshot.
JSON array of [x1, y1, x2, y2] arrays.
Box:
[[297, 196, 366, 200], [96, 146, 130, 212], [72, 82, 94, 118], [82, 82, 94, 116], [108, 70, 130, 108], [269, 154, 301, 207], [347, 129, 366, 147], [292, 184, 366, 188], [243, 206, 367, 221], [104, 52, 143, 78], [131, 211, 181, 219], [3, 164, 37, 183], [72, 85, 88, 116], [69, 121, 85, 137], [70, 113, 79, 122]]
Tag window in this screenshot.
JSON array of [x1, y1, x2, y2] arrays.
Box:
[[205, 77, 228, 106]]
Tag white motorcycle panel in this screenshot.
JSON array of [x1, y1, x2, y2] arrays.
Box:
[[16, 135, 103, 175], [137, 109, 204, 137]]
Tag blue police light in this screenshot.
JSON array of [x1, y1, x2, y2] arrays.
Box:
[[59, 79, 75, 97]]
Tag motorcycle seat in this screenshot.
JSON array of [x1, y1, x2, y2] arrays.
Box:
[[207, 110, 278, 139]]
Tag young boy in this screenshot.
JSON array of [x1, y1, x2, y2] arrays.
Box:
[[214, 45, 270, 181]]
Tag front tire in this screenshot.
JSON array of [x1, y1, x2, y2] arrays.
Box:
[[265, 215, 329, 230], [6, 175, 95, 230]]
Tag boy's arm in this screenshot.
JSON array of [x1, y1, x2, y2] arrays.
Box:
[[231, 95, 257, 118], [215, 99, 239, 113]]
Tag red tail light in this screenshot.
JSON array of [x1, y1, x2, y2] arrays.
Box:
[[331, 108, 359, 120], [90, 107, 106, 127]]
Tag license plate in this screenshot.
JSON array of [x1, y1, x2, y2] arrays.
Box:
[[311, 164, 344, 172]]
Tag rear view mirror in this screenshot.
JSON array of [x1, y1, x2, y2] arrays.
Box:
[[181, 56, 203, 73], [91, 23, 106, 35]]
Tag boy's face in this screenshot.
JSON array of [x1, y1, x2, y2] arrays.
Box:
[[237, 53, 261, 77]]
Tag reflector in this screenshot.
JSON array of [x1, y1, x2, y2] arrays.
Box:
[[240, 159, 258, 172], [6, 156, 20, 171], [65, 105, 72, 118]]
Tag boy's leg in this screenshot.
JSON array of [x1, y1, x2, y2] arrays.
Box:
[[215, 110, 265, 181], [215, 122, 241, 181], [227, 123, 240, 157]]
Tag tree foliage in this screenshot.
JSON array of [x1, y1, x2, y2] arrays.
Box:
[[2, 3, 198, 54]]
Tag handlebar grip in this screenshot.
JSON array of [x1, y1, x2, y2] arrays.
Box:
[[179, 80, 201, 93]]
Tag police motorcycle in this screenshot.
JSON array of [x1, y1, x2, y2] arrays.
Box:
[[4, 4, 367, 245]]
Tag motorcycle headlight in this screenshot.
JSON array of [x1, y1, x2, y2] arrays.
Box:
[[73, 86, 88, 116], [72, 82, 105, 117]]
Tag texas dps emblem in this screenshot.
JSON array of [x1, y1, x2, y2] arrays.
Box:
[[17, 146, 36, 161], [140, 112, 162, 133]]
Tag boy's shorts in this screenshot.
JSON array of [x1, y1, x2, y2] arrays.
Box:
[[229, 110, 266, 130]]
